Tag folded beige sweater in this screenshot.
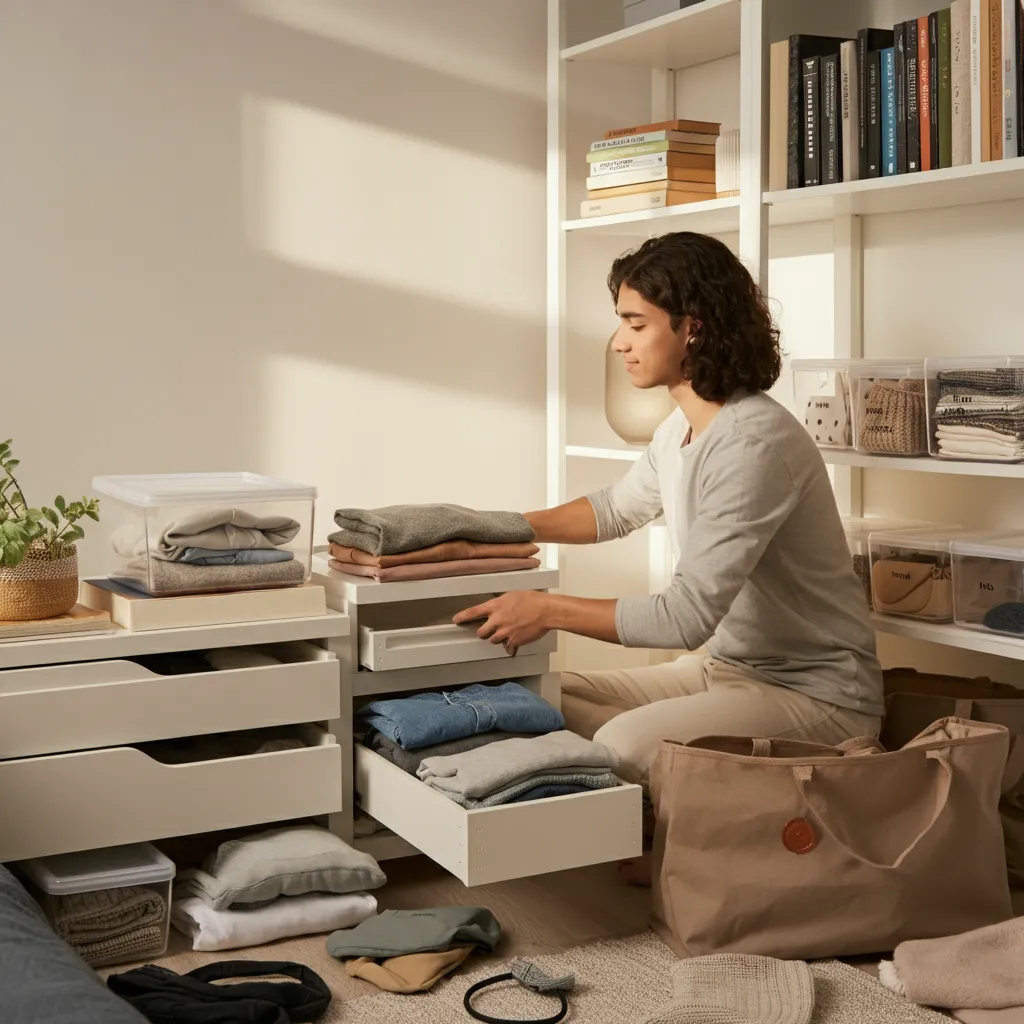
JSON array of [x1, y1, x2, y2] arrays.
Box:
[[328, 540, 538, 568]]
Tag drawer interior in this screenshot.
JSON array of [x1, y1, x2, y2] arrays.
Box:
[[136, 722, 333, 765], [358, 594, 495, 631]]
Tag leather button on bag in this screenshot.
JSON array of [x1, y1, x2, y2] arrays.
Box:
[[782, 818, 818, 854]]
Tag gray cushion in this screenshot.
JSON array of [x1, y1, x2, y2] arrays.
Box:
[[0, 865, 145, 1024], [173, 825, 387, 910]]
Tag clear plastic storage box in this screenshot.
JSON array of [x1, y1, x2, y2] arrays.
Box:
[[850, 360, 928, 456], [925, 355, 1024, 461], [93, 473, 316, 596], [868, 526, 966, 622], [952, 534, 1024, 637], [841, 517, 926, 608], [791, 360, 852, 449], [15, 842, 175, 968]]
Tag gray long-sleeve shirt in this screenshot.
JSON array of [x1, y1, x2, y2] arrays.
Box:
[[587, 390, 884, 716]]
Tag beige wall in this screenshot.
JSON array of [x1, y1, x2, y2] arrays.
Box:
[[0, 0, 548, 576]]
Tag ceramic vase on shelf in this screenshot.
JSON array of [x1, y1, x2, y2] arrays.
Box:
[[0, 543, 78, 620], [604, 334, 676, 445]]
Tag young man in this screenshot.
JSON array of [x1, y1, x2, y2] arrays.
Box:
[[455, 231, 883, 795]]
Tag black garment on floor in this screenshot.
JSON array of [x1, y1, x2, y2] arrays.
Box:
[[106, 960, 331, 1024]]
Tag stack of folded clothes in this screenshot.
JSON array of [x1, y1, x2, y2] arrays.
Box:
[[358, 682, 621, 807], [933, 367, 1024, 462], [112, 507, 306, 593], [328, 503, 539, 582], [52, 885, 167, 966], [171, 825, 384, 952]]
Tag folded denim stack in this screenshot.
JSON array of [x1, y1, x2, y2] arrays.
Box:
[[328, 503, 539, 581], [934, 368, 1024, 462], [171, 826, 384, 952]]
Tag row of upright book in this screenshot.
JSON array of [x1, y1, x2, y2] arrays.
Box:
[[770, 0, 1024, 190]]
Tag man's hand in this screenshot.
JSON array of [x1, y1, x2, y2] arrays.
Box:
[[452, 591, 551, 657]]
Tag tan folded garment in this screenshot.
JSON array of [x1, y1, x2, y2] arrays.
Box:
[[53, 886, 166, 946], [71, 924, 166, 966], [328, 557, 539, 583], [955, 1011, 1024, 1024], [329, 540, 539, 568], [345, 946, 474, 993]]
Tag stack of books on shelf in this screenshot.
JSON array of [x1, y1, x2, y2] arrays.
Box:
[[769, 0, 1024, 191], [580, 117, 721, 219]]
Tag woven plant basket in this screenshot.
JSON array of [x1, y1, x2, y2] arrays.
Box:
[[0, 547, 78, 620]]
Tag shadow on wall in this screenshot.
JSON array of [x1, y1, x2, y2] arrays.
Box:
[[0, 0, 549, 573]]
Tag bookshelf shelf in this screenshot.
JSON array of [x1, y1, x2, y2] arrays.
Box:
[[822, 450, 1024, 478], [560, 0, 740, 70], [872, 614, 1024, 661], [563, 195, 741, 236], [765, 157, 1024, 225], [566, 445, 644, 461]]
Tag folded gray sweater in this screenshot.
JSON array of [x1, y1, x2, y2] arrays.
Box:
[[326, 906, 501, 959], [329, 504, 535, 557], [364, 727, 535, 775], [416, 730, 620, 799]]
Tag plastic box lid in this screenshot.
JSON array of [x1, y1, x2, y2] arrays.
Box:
[[869, 525, 968, 554], [791, 359, 851, 371], [16, 842, 175, 895], [850, 360, 926, 379], [924, 355, 1024, 372], [841, 516, 928, 543], [951, 533, 1024, 562], [92, 472, 317, 507]]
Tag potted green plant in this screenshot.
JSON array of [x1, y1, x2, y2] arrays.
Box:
[[0, 440, 100, 620]]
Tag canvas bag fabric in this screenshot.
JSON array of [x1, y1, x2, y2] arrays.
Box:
[[882, 690, 1024, 890], [650, 718, 1013, 961]]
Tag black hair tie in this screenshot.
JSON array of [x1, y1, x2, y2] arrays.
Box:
[[463, 960, 574, 1024]]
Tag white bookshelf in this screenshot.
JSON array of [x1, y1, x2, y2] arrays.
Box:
[[562, 195, 741, 237], [873, 615, 1024, 662], [566, 444, 644, 462], [822, 450, 1024, 479]]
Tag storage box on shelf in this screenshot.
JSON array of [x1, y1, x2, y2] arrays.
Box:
[[841, 517, 927, 608], [924, 355, 1024, 462], [93, 473, 316, 597], [952, 534, 1024, 638], [850, 360, 928, 457], [791, 359, 853, 449]]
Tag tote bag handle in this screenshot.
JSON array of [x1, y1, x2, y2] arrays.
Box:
[[793, 749, 953, 871]]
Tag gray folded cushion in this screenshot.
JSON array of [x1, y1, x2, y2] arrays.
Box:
[[173, 825, 386, 911]]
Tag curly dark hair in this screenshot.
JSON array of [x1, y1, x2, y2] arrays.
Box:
[[607, 232, 782, 402]]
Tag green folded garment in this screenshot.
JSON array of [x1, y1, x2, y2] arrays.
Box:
[[326, 907, 501, 959]]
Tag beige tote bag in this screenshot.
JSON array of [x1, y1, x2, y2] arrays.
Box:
[[650, 718, 1013, 960]]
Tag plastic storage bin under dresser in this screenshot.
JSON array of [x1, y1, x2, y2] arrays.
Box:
[[925, 356, 1024, 461], [842, 517, 925, 609], [15, 842, 174, 968], [868, 526, 966, 622], [850, 360, 928, 456], [791, 360, 852, 449], [952, 534, 1024, 637], [93, 472, 316, 596]]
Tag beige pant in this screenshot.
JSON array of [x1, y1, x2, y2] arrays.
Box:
[[561, 655, 881, 788]]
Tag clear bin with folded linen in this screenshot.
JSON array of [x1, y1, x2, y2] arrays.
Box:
[[925, 355, 1024, 462], [952, 533, 1024, 637], [92, 472, 315, 596]]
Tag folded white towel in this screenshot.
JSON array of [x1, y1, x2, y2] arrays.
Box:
[[171, 891, 377, 952]]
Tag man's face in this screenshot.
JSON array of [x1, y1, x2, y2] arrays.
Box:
[[611, 283, 690, 390]]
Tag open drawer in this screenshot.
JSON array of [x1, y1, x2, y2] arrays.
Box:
[[0, 726, 342, 863], [359, 623, 556, 672], [354, 745, 642, 886], [0, 641, 340, 760]]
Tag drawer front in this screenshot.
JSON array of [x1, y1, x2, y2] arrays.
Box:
[[355, 746, 642, 886], [358, 623, 557, 672], [0, 729, 342, 863], [0, 642, 340, 759]]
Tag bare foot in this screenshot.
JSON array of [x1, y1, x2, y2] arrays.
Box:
[[617, 852, 652, 887]]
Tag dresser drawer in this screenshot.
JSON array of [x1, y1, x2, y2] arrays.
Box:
[[0, 726, 342, 863], [358, 623, 556, 672], [0, 642, 340, 759], [354, 746, 642, 886]]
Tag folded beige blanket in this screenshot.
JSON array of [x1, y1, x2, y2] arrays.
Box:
[[72, 924, 166, 966], [328, 556, 539, 583], [328, 540, 539, 568], [53, 886, 167, 964], [119, 557, 306, 595], [880, 915, 1024, 1009]]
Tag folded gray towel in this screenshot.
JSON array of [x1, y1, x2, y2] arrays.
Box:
[[329, 504, 535, 557], [448, 771, 620, 809], [365, 728, 535, 775]]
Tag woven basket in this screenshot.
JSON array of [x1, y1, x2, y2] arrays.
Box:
[[0, 548, 78, 620]]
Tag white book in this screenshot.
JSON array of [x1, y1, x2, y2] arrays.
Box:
[[1005, 0, 1019, 156], [952, 0, 973, 166], [840, 40, 859, 181], [589, 153, 668, 176], [972, 0, 984, 161], [589, 129, 718, 152], [579, 191, 672, 218]]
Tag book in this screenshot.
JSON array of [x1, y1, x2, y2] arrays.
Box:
[[770, 39, 791, 190], [79, 578, 328, 632], [588, 152, 715, 176], [932, 12, 942, 163], [906, 19, 921, 170], [585, 166, 716, 191], [604, 118, 721, 140], [883, 46, 898, 175], [868, 49, 883, 176], [803, 56, 822, 186], [788, 35, 847, 187], [0, 604, 113, 644], [940, 8, 954, 168], [841, 40, 859, 180], [1016, 0, 1024, 155], [822, 53, 841, 183], [973, 0, 990, 160], [1006, 0, 1019, 155], [990, 0, 1004, 157], [579, 190, 709, 219], [585, 140, 716, 161], [585, 180, 714, 200], [858, 29, 895, 177], [589, 129, 719, 152], [919, 16, 933, 169], [952, 0, 973, 164], [895, 22, 908, 173]]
